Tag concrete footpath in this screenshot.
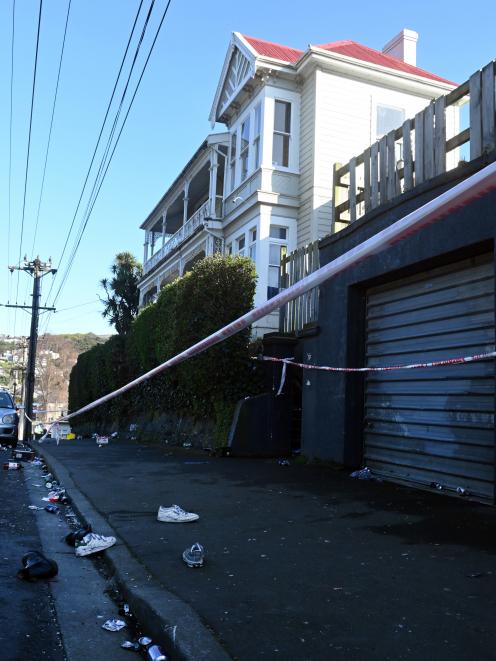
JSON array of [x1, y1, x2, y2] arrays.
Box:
[[38, 437, 496, 661]]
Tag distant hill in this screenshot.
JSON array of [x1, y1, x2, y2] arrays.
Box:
[[0, 333, 109, 418]]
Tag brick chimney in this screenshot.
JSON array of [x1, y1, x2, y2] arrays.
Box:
[[382, 29, 418, 66]]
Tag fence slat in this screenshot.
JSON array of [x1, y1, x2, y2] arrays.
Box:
[[386, 130, 397, 200], [423, 103, 435, 179], [402, 119, 413, 191], [470, 70, 483, 159], [332, 162, 343, 228], [434, 96, 446, 176], [379, 135, 388, 204], [414, 109, 425, 185], [370, 142, 379, 208], [349, 157, 357, 223], [481, 61, 496, 153], [363, 147, 371, 213]]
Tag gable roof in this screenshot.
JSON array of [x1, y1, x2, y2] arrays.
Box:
[[315, 40, 456, 85], [242, 34, 303, 63], [241, 34, 456, 86]]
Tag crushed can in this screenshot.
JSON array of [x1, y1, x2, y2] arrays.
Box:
[[3, 461, 22, 470], [147, 645, 169, 661]]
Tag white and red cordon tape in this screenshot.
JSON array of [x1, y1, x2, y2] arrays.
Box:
[[258, 351, 496, 373], [57, 160, 496, 423]]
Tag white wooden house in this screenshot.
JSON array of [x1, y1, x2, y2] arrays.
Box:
[[138, 29, 456, 333]]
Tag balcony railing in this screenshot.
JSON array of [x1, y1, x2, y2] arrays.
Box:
[[144, 200, 211, 274], [332, 60, 496, 227]]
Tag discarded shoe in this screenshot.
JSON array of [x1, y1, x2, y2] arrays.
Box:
[[75, 533, 116, 557], [182, 542, 204, 568], [64, 525, 92, 547], [157, 504, 199, 523], [17, 551, 58, 581]]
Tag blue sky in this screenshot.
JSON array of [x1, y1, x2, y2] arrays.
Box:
[[1, 0, 495, 338]]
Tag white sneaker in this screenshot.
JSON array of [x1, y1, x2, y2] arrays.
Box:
[[75, 533, 116, 556], [157, 504, 199, 523]]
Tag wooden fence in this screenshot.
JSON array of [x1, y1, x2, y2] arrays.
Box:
[[332, 60, 496, 226], [279, 242, 319, 333]]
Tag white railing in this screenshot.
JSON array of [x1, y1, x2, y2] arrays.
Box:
[[144, 200, 210, 274]]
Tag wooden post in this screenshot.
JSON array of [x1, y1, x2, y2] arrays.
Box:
[[363, 147, 371, 213], [402, 119, 414, 191], [349, 157, 357, 223], [481, 61, 496, 154], [423, 102, 435, 180], [386, 130, 397, 200], [415, 109, 425, 185], [370, 143, 379, 208], [434, 96, 446, 176], [470, 70, 483, 159], [332, 162, 343, 229], [379, 135, 388, 204]]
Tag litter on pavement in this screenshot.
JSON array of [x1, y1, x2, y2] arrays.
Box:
[[121, 640, 140, 650], [182, 542, 205, 568], [3, 461, 22, 470], [350, 467, 375, 480], [101, 618, 126, 632], [17, 551, 58, 581], [75, 532, 116, 557], [145, 643, 169, 660], [157, 504, 199, 523], [28, 505, 44, 510], [64, 526, 92, 547], [44, 504, 59, 514]]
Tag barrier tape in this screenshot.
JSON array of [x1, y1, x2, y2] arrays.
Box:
[[57, 159, 496, 422], [258, 350, 496, 374]]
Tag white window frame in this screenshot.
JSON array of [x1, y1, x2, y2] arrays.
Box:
[[230, 130, 237, 192], [375, 102, 405, 141], [248, 226, 257, 263], [240, 117, 250, 182], [272, 99, 291, 168], [236, 234, 246, 256], [267, 224, 288, 299], [252, 102, 262, 170]]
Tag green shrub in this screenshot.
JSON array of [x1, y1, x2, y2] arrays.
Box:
[[69, 255, 261, 439]]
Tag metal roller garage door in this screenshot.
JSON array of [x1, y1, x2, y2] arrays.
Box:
[[364, 254, 495, 502]]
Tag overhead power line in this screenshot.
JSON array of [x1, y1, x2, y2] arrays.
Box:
[[30, 0, 72, 256], [43, 0, 147, 308], [16, 0, 43, 293], [50, 0, 173, 309]]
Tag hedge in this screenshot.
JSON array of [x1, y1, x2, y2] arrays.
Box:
[[68, 255, 261, 442]]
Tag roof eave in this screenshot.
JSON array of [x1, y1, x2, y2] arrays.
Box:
[[298, 46, 456, 93]]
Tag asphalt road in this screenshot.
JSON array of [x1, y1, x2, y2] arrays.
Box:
[[0, 455, 64, 661], [39, 437, 496, 661]]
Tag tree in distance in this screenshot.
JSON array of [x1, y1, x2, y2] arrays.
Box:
[[100, 252, 142, 335]]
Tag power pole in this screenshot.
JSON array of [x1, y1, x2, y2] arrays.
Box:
[[6, 258, 56, 441]]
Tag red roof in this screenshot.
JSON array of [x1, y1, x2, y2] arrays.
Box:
[[241, 34, 455, 86], [242, 35, 303, 63], [316, 40, 456, 85]]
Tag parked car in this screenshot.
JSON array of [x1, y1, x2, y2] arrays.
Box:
[[0, 390, 19, 447]]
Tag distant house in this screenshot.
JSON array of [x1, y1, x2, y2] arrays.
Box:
[[138, 29, 456, 334]]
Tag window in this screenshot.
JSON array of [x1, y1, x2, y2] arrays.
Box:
[[248, 227, 257, 262], [268, 243, 287, 299], [240, 118, 250, 181], [226, 243, 233, 255], [272, 100, 291, 167], [230, 131, 237, 191], [269, 225, 287, 240], [376, 104, 405, 139], [236, 234, 246, 256], [253, 103, 262, 168], [267, 224, 288, 299]]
